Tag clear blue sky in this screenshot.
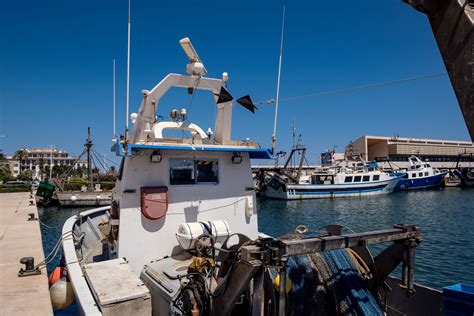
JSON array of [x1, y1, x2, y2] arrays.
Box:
[[0, 0, 469, 164]]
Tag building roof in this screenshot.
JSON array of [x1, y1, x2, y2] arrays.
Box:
[[352, 135, 473, 147]]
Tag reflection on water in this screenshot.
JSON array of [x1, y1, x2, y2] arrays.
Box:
[[39, 188, 474, 314]]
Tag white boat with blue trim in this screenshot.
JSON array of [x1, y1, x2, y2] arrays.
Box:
[[394, 156, 448, 190], [49, 37, 463, 316], [265, 162, 403, 200]]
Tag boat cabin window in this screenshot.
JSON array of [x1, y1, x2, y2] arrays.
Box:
[[354, 176, 362, 182], [344, 176, 353, 183], [372, 175, 380, 181], [368, 167, 375, 172], [169, 158, 218, 185], [412, 173, 416, 178], [312, 174, 334, 184], [418, 172, 423, 177], [424, 172, 429, 176], [363, 175, 370, 182]]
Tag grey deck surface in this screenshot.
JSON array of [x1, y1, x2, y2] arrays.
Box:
[[0, 192, 53, 315]]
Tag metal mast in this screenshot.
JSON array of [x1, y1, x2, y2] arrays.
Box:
[[125, 0, 131, 140], [113, 59, 116, 140], [86, 127, 93, 192], [272, 5, 286, 163]]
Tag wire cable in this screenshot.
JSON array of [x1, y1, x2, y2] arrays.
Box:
[[256, 72, 448, 105]]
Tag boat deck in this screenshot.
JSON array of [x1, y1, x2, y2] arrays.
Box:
[[0, 192, 53, 315]]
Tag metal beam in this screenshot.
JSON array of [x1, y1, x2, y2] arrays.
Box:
[[281, 226, 420, 257]]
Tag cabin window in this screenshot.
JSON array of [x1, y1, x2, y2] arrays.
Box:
[[419, 172, 423, 177], [169, 158, 218, 185], [363, 175, 370, 182], [169, 159, 195, 185], [412, 173, 417, 178], [372, 175, 380, 181], [196, 160, 219, 183], [312, 175, 334, 184], [424, 172, 429, 176], [354, 176, 362, 182], [344, 176, 353, 183]]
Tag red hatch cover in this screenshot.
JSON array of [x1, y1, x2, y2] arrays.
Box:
[[140, 187, 168, 220]]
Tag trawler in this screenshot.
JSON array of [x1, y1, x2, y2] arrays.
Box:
[[264, 158, 403, 200], [51, 38, 458, 316]]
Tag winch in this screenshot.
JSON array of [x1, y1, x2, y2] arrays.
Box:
[[140, 222, 421, 316]]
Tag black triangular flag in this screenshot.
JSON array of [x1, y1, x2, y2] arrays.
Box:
[[236, 95, 258, 113], [215, 86, 233, 104]]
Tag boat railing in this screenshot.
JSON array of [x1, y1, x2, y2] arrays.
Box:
[[62, 205, 111, 316]]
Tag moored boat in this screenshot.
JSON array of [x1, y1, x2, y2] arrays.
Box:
[[53, 37, 471, 316], [443, 170, 462, 187], [394, 156, 447, 190], [55, 128, 112, 207], [460, 167, 474, 187], [265, 161, 403, 200]]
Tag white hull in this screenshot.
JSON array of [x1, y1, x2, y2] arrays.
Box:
[[265, 178, 400, 200], [56, 192, 112, 207]]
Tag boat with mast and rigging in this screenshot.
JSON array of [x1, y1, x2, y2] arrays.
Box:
[[50, 36, 446, 316], [55, 128, 112, 207]]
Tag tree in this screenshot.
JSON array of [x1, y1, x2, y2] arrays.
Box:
[[13, 149, 28, 166], [108, 166, 116, 174], [17, 170, 32, 181], [13, 149, 28, 176], [52, 164, 70, 178], [0, 153, 13, 183]]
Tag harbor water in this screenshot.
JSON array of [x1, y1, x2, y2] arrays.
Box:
[[39, 187, 474, 314]]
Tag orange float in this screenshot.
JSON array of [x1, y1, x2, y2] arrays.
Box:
[[48, 266, 64, 287]]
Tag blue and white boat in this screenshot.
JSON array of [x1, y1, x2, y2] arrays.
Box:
[[394, 156, 447, 190], [265, 161, 403, 199]]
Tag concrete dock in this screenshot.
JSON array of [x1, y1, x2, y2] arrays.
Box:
[[0, 192, 53, 315]]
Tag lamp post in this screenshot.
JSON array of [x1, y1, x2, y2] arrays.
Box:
[[46, 145, 56, 180]]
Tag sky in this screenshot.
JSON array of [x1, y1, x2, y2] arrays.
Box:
[[0, 0, 470, 165]]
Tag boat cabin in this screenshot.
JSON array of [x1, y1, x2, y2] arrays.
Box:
[[110, 58, 271, 273]]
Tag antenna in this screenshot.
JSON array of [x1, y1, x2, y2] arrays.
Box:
[[113, 59, 116, 141], [272, 5, 285, 158], [179, 37, 207, 76], [125, 0, 131, 140]]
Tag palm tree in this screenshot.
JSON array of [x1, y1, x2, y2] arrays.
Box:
[[13, 149, 28, 173]]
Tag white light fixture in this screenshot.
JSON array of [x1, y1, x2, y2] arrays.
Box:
[[170, 109, 179, 120], [206, 128, 213, 138], [222, 72, 229, 82], [130, 112, 138, 124], [232, 152, 242, 164], [180, 108, 187, 120], [70, 195, 77, 201], [144, 122, 152, 133], [150, 150, 162, 163]]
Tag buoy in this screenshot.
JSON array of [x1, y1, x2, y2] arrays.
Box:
[[48, 266, 64, 287], [274, 274, 292, 293], [50, 278, 74, 310]]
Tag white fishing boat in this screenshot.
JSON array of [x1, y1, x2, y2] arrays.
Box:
[[394, 156, 447, 190], [48, 38, 456, 316], [264, 160, 403, 200]]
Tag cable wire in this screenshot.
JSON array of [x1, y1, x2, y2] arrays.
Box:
[[256, 72, 448, 105]]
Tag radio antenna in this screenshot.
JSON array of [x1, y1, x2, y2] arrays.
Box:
[[272, 5, 285, 160], [125, 0, 131, 140]]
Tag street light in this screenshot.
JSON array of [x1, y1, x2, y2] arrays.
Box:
[[46, 145, 56, 180]]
